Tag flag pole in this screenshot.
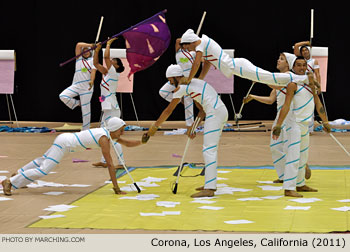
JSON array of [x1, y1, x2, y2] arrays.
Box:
[[59, 9, 167, 67], [196, 11, 206, 35], [310, 9, 328, 119], [95, 16, 104, 44]]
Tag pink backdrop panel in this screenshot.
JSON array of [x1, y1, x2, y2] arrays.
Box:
[[313, 56, 328, 92], [102, 49, 134, 93], [204, 65, 234, 94], [0, 60, 15, 94], [116, 58, 134, 93], [103, 58, 133, 93]]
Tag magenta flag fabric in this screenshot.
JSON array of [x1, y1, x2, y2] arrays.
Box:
[[122, 12, 171, 78]]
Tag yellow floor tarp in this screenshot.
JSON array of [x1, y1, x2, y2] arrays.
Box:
[[29, 167, 350, 232]]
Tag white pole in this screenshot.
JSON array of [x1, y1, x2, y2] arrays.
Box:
[[237, 81, 256, 119], [172, 117, 201, 194], [196, 11, 207, 35], [108, 134, 141, 192], [95, 16, 104, 43], [330, 133, 350, 158], [310, 9, 314, 40]]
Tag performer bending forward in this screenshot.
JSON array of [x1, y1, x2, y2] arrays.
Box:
[[145, 64, 228, 198]]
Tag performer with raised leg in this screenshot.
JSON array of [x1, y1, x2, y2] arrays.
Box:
[[59, 42, 96, 130]]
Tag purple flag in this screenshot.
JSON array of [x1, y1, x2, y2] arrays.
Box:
[[122, 12, 171, 78]]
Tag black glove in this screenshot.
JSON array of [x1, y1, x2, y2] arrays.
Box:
[[272, 125, 282, 137], [142, 133, 150, 144]]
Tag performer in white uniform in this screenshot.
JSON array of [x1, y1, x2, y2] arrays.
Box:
[[92, 39, 125, 168], [294, 41, 321, 82], [1, 118, 144, 196], [59, 42, 97, 131], [272, 57, 330, 197], [294, 41, 321, 133], [159, 38, 195, 128], [145, 64, 228, 198], [180, 29, 309, 86], [244, 53, 297, 185]]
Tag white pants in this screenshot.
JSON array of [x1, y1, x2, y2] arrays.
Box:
[[99, 141, 124, 165], [309, 115, 314, 133], [206, 40, 307, 86], [270, 120, 288, 180], [202, 106, 228, 190], [59, 84, 93, 131], [10, 134, 69, 189], [275, 121, 309, 190], [296, 121, 309, 188], [101, 107, 121, 126], [159, 82, 194, 127], [282, 122, 302, 190], [270, 119, 308, 190], [231, 58, 305, 86]]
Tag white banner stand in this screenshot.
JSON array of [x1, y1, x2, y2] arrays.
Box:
[[102, 48, 139, 124], [0, 50, 19, 127]]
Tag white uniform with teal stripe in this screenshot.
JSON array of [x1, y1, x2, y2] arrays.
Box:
[[100, 66, 121, 123], [306, 58, 319, 133], [175, 49, 196, 77], [173, 79, 228, 190], [10, 128, 109, 189], [195, 34, 309, 86], [98, 67, 123, 165], [293, 84, 315, 124], [293, 83, 314, 188], [159, 49, 195, 126], [59, 56, 95, 130], [275, 84, 302, 190], [270, 88, 295, 183]]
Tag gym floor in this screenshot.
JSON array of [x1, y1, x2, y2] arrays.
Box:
[[1, 121, 349, 233]]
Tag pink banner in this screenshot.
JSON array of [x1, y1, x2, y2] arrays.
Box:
[[116, 58, 134, 93], [0, 60, 15, 94], [103, 52, 134, 93], [313, 56, 328, 92], [204, 65, 234, 94]]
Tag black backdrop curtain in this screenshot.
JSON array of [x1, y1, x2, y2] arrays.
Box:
[[0, 1, 347, 123]]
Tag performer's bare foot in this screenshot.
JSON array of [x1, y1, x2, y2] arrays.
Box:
[[191, 189, 215, 198], [92, 162, 108, 168], [305, 164, 311, 179], [10, 172, 27, 188], [297, 185, 318, 192], [195, 186, 216, 191], [273, 179, 283, 183], [195, 186, 204, 191], [1, 179, 12, 196], [284, 190, 303, 197]]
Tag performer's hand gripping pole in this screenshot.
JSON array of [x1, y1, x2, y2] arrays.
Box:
[[172, 117, 201, 194], [108, 134, 141, 193], [235, 81, 256, 122]]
